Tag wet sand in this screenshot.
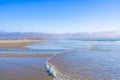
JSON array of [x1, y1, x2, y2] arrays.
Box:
[[0, 39, 42, 48], [47, 50, 120, 80], [0, 57, 52, 80], [0, 53, 53, 57], [0, 40, 53, 80]]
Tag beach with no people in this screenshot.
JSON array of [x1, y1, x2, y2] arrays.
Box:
[[1, 0, 120, 80], [0, 40, 53, 80]]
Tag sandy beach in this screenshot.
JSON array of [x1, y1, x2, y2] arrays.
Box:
[[0, 39, 42, 48], [0, 40, 53, 80], [0, 53, 53, 57], [0, 57, 52, 80]]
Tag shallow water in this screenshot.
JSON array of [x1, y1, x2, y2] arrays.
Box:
[[46, 50, 120, 80], [45, 40, 120, 80], [27, 40, 120, 52], [0, 48, 66, 54], [1, 40, 120, 54], [1, 40, 120, 80]]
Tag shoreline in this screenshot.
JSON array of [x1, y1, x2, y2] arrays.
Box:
[[0, 39, 53, 80], [46, 50, 120, 80]]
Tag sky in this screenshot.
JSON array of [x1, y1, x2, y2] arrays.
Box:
[[0, 0, 120, 33]]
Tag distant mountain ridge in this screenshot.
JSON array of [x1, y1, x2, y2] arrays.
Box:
[[0, 32, 120, 40]]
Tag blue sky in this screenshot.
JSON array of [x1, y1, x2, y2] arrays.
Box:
[[0, 0, 120, 33]]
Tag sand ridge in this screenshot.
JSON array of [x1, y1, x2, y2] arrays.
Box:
[[0, 39, 43, 48], [0, 53, 53, 57]]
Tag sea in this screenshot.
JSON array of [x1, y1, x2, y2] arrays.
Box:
[[1, 40, 120, 80], [0, 40, 120, 54]]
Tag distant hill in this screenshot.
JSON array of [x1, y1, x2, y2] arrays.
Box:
[[0, 31, 120, 40]]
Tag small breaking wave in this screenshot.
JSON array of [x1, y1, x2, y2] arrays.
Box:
[[45, 50, 120, 80]]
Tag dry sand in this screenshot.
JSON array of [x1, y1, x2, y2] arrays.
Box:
[[0, 39, 42, 48]]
